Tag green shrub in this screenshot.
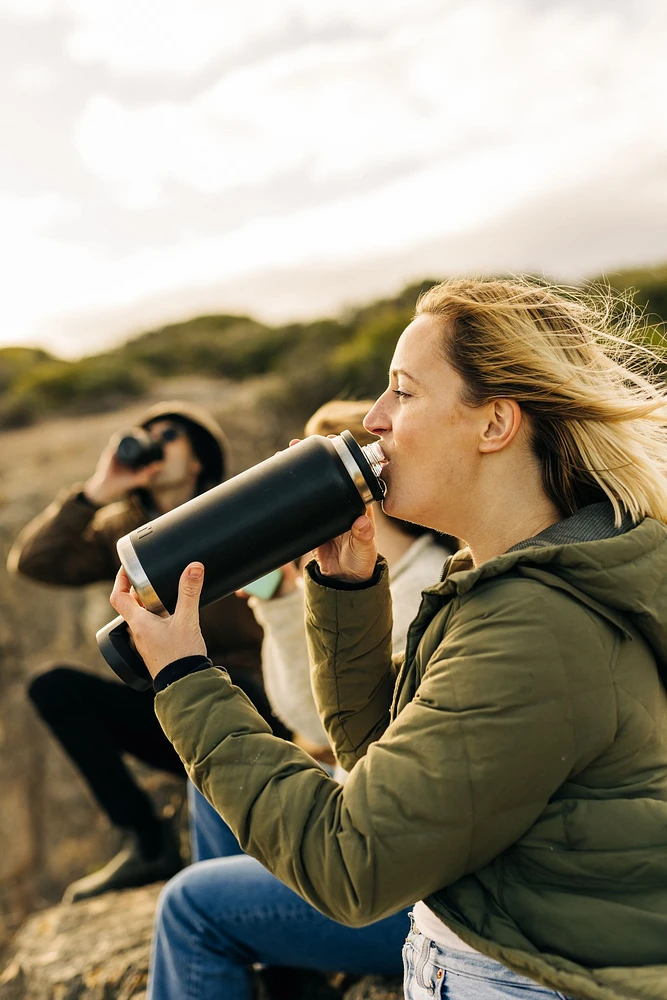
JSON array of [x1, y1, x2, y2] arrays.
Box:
[[0, 270, 665, 431], [119, 315, 299, 380], [0, 347, 54, 392], [0, 356, 149, 428], [599, 265, 667, 325], [330, 306, 414, 396]]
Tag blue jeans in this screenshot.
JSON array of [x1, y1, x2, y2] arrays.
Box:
[[187, 781, 243, 862], [149, 782, 410, 999], [403, 923, 570, 1000], [148, 855, 410, 1000]]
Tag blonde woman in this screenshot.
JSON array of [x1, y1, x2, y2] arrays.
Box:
[[113, 278, 667, 1000]]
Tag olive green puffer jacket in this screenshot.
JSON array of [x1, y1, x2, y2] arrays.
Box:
[[156, 503, 667, 1000]]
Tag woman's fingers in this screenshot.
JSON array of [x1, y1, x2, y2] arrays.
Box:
[[110, 567, 141, 620], [110, 564, 207, 677]]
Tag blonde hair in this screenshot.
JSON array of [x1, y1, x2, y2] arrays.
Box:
[[416, 277, 667, 525], [305, 399, 378, 446]]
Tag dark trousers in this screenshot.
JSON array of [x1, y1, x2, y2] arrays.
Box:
[[28, 664, 287, 835]]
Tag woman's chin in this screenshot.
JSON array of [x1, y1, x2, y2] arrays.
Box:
[[381, 492, 431, 528], [379, 475, 417, 521], [380, 492, 407, 520]]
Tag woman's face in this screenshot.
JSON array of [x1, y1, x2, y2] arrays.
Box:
[[364, 313, 484, 534]]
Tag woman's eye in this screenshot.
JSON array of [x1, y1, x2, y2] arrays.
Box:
[[392, 389, 409, 399]]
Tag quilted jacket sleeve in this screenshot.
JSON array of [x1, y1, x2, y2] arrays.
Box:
[[304, 559, 397, 771]]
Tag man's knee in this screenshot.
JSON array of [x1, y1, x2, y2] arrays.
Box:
[[27, 665, 85, 716], [156, 864, 216, 937]]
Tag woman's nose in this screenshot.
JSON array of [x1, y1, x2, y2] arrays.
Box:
[[363, 395, 390, 436]]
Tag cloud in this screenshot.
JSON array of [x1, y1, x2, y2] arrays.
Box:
[[0, 0, 446, 76], [0, 0, 56, 19], [11, 64, 57, 91], [0, 192, 98, 347], [63, 0, 446, 77], [73, 0, 667, 210], [0, 191, 71, 232], [29, 155, 667, 360]]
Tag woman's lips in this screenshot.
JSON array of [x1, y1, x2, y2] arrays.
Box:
[[375, 443, 389, 467], [362, 440, 389, 477]]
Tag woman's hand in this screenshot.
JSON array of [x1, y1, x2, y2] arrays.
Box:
[[312, 506, 377, 584], [110, 563, 207, 679], [287, 436, 377, 584]]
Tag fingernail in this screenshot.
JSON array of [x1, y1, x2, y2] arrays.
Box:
[[189, 565, 203, 580]]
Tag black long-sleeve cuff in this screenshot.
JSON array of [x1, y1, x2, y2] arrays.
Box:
[[306, 557, 383, 591], [153, 655, 215, 693]]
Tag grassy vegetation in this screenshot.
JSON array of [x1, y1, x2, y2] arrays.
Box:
[[0, 268, 665, 431]]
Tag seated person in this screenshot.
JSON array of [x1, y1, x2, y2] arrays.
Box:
[[8, 401, 284, 902], [170, 400, 456, 997]]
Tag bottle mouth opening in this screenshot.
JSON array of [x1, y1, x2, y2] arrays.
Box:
[[360, 441, 388, 480]]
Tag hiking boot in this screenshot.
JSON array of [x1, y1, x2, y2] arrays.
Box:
[[62, 818, 183, 903]]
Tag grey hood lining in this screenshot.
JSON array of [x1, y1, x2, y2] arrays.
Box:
[[507, 503, 635, 553]]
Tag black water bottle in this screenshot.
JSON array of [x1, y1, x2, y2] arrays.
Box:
[[97, 431, 386, 690]]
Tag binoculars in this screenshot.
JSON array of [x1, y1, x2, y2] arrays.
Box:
[[115, 428, 165, 470]]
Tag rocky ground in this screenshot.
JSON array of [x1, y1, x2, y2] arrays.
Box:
[[0, 886, 159, 1000], [0, 885, 403, 1000]]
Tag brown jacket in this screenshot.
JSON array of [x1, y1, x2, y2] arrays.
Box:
[[8, 484, 263, 674]]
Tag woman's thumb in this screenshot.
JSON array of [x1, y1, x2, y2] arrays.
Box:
[[175, 562, 205, 619], [351, 514, 374, 540]]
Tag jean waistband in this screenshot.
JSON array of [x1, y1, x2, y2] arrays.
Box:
[[407, 926, 553, 990]]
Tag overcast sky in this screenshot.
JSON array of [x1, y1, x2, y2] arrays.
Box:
[[0, 0, 666, 357]]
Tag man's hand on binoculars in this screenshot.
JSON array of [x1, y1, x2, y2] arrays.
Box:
[[110, 563, 207, 680], [84, 434, 164, 506]]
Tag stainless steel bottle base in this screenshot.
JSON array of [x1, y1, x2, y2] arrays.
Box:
[[116, 534, 168, 616]]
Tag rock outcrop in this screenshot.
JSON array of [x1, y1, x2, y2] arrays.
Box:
[[0, 885, 160, 1000], [0, 884, 403, 1000], [343, 978, 403, 1000]]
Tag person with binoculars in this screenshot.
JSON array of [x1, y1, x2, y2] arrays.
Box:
[[110, 278, 667, 1000], [8, 400, 279, 903]]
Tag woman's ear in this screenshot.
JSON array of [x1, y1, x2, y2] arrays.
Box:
[[478, 399, 522, 454]]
